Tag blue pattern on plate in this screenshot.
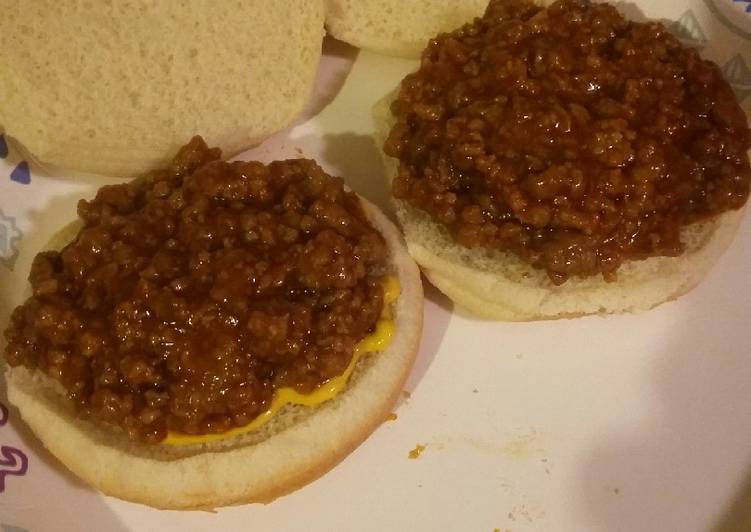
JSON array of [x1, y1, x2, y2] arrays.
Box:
[[0, 209, 22, 270], [670, 10, 707, 44], [9, 162, 30, 185], [723, 54, 751, 102], [705, 0, 751, 39]]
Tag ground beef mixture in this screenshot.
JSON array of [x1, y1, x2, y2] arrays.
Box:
[[4, 137, 390, 443], [385, 0, 751, 284]]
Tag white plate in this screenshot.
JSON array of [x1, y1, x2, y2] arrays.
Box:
[[1, 2, 751, 530]]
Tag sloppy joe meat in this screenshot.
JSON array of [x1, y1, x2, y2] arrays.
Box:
[[4, 137, 390, 443], [385, 0, 751, 283]]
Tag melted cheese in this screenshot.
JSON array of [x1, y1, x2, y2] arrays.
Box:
[[163, 276, 400, 446]]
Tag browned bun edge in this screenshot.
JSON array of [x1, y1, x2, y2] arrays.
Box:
[[5, 195, 424, 509]]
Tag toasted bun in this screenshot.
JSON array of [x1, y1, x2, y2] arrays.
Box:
[[5, 196, 423, 509], [374, 92, 745, 320], [324, 0, 488, 58], [0, 1, 325, 177]]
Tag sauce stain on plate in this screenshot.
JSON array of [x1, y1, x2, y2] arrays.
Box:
[[408, 444, 427, 459], [508, 503, 546, 523], [501, 429, 546, 461], [406, 429, 548, 461]]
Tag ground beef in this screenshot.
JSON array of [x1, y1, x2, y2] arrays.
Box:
[[385, 0, 751, 284], [4, 137, 390, 443]]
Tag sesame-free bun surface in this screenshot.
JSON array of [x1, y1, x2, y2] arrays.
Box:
[[324, 0, 489, 58], [5, 197, 423, 509], [0, 0, 325, 177], [373, 93, 745, 320]]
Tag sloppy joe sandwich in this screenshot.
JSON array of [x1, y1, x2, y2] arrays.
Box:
[[0, 0, 324, 177], [2, 137, 423, 509], [376, 0, 751, 320]]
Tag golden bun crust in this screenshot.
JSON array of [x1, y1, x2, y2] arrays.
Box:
[[5, 196, 424, 509]]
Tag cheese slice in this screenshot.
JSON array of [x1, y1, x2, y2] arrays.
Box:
[[163, 276, 400, 446]]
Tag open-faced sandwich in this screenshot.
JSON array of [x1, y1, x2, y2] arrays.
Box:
[[2, 137, 423, 509], [376, 0, 751, 320]]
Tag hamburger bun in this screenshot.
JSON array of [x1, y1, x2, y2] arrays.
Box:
[[4, 181, 423, 510], [374, 92, 745, 320], [324, 0, 489, 58], [0, 0, 325, 177]]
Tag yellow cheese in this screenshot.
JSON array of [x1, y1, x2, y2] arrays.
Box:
[[163, 276, 399, 446]]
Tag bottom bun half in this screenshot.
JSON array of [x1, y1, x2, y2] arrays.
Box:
[[6, 197, 423, 509], [373, 93, 745, 320]]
